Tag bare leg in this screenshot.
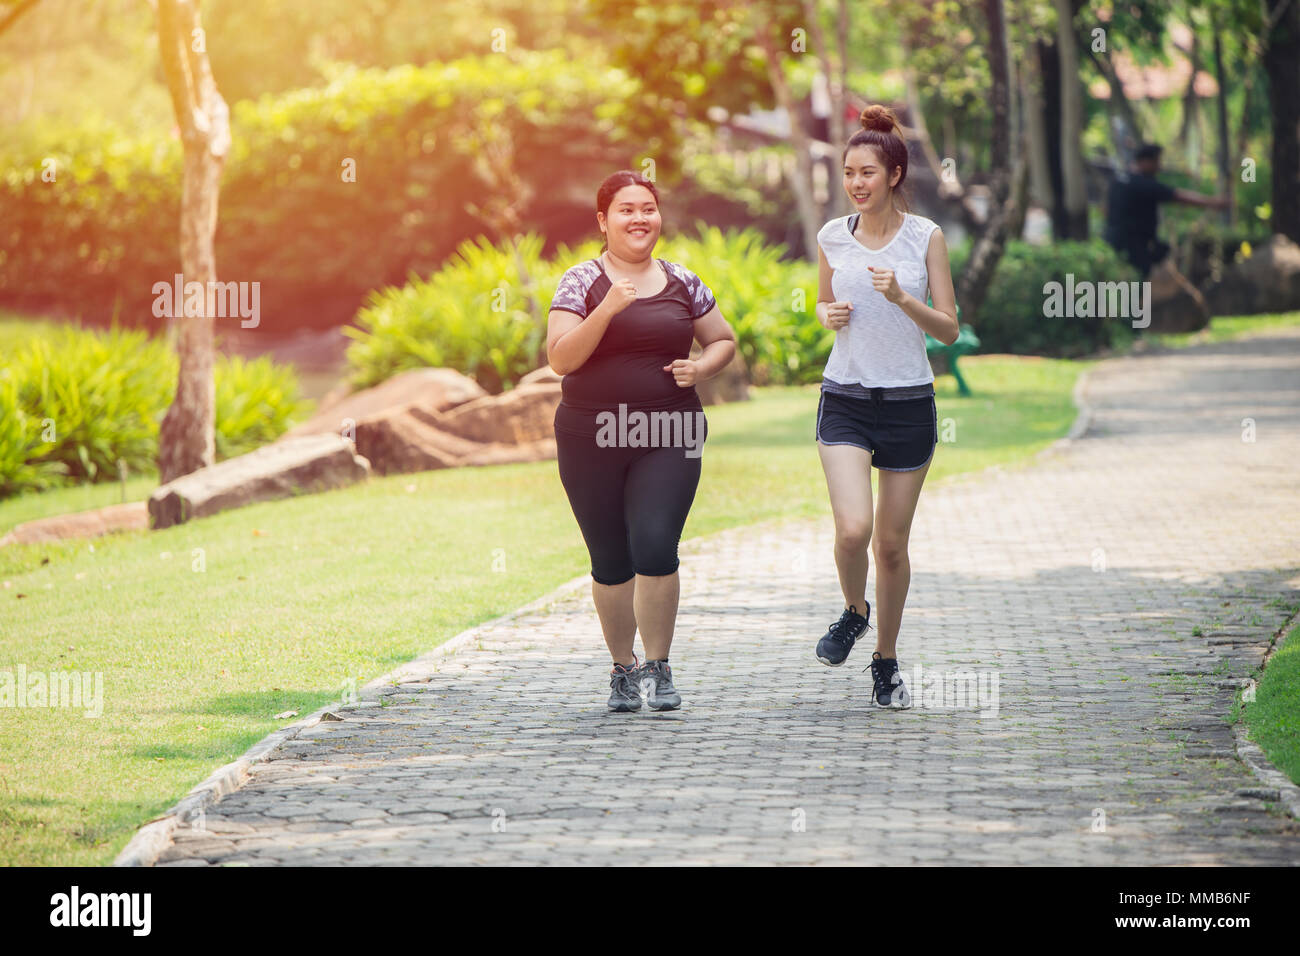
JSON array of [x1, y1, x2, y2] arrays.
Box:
[[816, 440, 874, 612], [872, 454, 933, 658], [633, 570, 679, 660], [592, 577, 636, 667]]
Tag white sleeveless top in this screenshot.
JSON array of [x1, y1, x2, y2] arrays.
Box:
[[816, 211, 940, 389]]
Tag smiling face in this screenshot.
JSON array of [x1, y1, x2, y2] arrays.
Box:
[[597, 184, 661, 258], [843, 144, 901, 214]]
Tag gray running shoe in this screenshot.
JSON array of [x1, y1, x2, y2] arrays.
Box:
[[607, 658, 642, 712], [868, 651, 912, 709], [640, 659, 681, 711]]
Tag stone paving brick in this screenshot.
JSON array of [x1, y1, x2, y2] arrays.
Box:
[[156, 331, 1300, 865]]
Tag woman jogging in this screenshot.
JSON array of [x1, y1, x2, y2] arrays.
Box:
[[547, 170, 737, 713], [812, 105, 960, 708]]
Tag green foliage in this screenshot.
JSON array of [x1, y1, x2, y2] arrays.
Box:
[[951, 239, 1142, 357], [0, 324, 310, 500], [215, 354, 313, 460], [345, 234, 559, 394]]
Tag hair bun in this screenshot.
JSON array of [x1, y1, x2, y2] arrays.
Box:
[[859, 104, 898, 134]]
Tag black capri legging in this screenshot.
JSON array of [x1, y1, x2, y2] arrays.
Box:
[[554, 417, 707, 585]]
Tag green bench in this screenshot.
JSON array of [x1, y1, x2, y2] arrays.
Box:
[[924, 302, 979, 397]]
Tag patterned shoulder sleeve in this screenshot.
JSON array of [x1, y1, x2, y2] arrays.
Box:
[[663, 260, 718, 320], [549, 261, 602, 318]]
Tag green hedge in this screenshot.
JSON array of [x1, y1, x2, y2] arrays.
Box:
[[0, 51, 639, 331], [0, 325, 311, 500]]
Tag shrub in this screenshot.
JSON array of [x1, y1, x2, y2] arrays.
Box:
[[0, 324, 311, 500], [951, 238, 1142, 356]]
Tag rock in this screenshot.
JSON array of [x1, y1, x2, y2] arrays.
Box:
[[148, 434, 371, 529], [352, 404, 555, 476], [690, 342, 750, 405], [1203, 233, 1300, 316], [439, 382, 562, 444], [281, 367, 487, 440], [519, 365, 562, 386], [0, 501, 148, 547], [1146, 259, 1210, 334]]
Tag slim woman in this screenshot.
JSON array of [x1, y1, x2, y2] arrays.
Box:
[[812, 105, 960, 708], [547, 170, 737, 712]]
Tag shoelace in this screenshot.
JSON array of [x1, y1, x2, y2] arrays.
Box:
[[867, 655, 898, 702], [610, 655, 640, 692], [827, 607, 870, 645], [643, 661, 670, 686]]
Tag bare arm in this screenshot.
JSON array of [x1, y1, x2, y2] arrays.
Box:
[[1173, 188, 1231, 210], [689, 305, 737, 379], [816, 244, 852, 330]]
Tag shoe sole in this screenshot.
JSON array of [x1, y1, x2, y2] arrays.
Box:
[[817, 652, 848, 667], [648, 699, 680, 711], [608, 698, 642, 712]]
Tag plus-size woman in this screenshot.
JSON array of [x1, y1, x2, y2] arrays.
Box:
[[547, 170, 737, 712], [812, 105, 960, 708]]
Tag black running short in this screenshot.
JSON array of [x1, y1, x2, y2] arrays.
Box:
[[814, 384, 937, 472]]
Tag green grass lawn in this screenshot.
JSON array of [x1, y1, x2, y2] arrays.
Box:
[[1241, 622, 1300, 786], [1134, 310, 1300, 350], [0, 353, 1085, 866]]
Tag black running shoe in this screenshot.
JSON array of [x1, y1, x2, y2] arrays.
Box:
[[607, 657, 642, 712], [816, 603, 871, 666], [868, 651, 912, 708]]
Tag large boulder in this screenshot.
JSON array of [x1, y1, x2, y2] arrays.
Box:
[[1146, 258, 1210, 334], [0, 501, 147, 547], [148, 434, 371, 529], [1202, 234, 1300, 316], [353, 404, 555, 475], [283, 367, 487, 439], [439, 382, 562, 444]]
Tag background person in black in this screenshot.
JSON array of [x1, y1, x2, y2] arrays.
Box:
[[546, 170, 737, 711], [1103, 142, 1230, 277]]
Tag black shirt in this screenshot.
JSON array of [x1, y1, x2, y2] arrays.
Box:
[[1104, 173, 1177, 248]]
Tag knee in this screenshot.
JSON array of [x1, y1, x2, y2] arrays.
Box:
[[872, 534, 909, 570], [835, 520, 872, 553]]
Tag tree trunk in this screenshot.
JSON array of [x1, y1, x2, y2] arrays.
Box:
[[1022, 43, 1055, 216], [1177, 16, 1202, 171], [956, 0, 1025, 324], [1263, 0, 1300, 243], [1038, 37, 1068, 239], [155, 0, 230, 484], [1055, 0, 1089, 238], [757, 28, 820, 260], [1086, 45, 1143, 159], [1211, 19, 1233, 228]]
